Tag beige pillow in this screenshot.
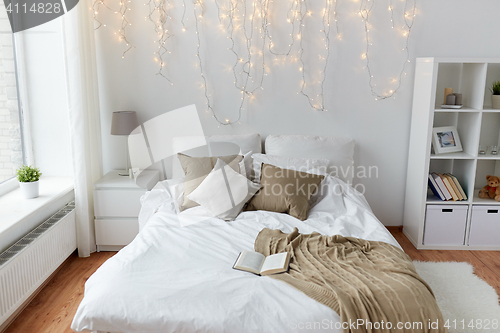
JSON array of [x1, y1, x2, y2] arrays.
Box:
[[177, 153, 243, 211], [246, 163, 324, 221]]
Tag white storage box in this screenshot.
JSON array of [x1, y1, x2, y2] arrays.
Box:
[[468, 205, 500, 247], [424, 205, 468, 246]]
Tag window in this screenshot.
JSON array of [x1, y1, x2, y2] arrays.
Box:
[[0, 5, 24, 185]]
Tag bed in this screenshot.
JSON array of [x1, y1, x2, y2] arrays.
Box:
[[70, 134, 431, 333]]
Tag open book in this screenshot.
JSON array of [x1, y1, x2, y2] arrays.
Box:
[[233, 251, 291, 276]]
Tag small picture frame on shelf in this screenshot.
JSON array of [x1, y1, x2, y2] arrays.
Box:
[[432, 126, 463, 154]]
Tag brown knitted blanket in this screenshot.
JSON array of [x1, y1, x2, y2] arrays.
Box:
[[254, 228, 447, 333]]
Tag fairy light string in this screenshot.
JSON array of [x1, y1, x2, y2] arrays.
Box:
[[265, 0, 298, 57], [92, 0, 108, 29], [180, 0, 187, 31], [297, 0, 333, 111], [92, 0, 135, 58], [92, 0, 417, 124], [388, 0, 394, 28], [117, 0, 134, 58], [147, 0, 174, 84], [360, 0, 416, 100]]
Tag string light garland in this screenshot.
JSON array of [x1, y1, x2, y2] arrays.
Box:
[[92, 0, 109, 29], [297, 0, 332, 111], [118, 0, 134, 58], [265, 0, 298, 57], [92, 0, 135, 58], [180, 0, 187, 31], [333, 0, 339, 37], [196, 0, 268, 125], [360, 0, 416, 100], [147, 0, 174, 84], [388, 0, 394, 29], [193, 0, 226, 124], [92, 0, 417, 125]]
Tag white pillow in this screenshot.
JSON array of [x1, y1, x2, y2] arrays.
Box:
[[172, 133, 261, 179], [265, 135, 355, 183], [240, 151, 253, 179], [209, 133, 261, 155], [252, 153, 329, 183], [187, 159, 261, 221], [138, 178, 184, 230]]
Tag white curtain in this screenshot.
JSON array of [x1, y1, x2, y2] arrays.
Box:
[[61, 0, 103, 257]]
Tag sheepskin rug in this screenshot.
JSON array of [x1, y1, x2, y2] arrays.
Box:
[[413, 261, 500, 333]]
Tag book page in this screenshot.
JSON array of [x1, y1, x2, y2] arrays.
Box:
[[234, 251, 265, 274], [260, 253, 288, 274]]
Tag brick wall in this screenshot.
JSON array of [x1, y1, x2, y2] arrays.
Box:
[[0, 5, 22, 183]]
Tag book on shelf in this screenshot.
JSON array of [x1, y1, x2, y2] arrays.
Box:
[[443, 174, 463, 200], [233, 251, 291, 276], [438, 173, 459, 201], [428, 172, 467, 201], [446, 173, 468, 201], [430, 173, 452, 200], [428, 174, 445, 200]]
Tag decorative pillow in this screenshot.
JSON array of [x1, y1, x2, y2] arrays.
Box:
[[264, 135, 355, 183], [177, 153, 243, 211], [172, 134, 261, 179], [239, 151, 254, 180], [246, 164, 325, 221], [188, 159, 261, 221], [252, 153, 329, 183]]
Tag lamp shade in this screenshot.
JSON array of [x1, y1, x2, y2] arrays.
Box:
[[110, 111, 139, 135]]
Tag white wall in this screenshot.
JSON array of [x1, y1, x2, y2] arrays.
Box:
[[95, 0, 500, 226]]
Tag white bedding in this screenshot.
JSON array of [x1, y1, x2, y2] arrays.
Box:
[[71, 177, 400, 333]]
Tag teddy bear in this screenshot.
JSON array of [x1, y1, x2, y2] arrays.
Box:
[[478, 175, 500, 201]]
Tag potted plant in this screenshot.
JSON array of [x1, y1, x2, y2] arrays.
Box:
[[491, 81, 500, 109], [16, 165, 42, 199]]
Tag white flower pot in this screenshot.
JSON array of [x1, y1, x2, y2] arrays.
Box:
[[492, 95, 500, 109], [19, 181, 39, 199]]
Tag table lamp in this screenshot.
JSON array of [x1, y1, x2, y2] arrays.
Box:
[[111, 111, 139, 176]]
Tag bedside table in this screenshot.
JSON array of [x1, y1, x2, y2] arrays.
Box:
[[94, 170, 160, 251]]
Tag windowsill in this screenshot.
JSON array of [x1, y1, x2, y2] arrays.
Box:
[[0, 178, 19, 197], [0, 177, 74, 253]]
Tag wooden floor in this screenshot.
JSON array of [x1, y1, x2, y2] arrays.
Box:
[[4, 251, 115, 333], [4, 229, 500, 333], [388, 227, 500, 297]]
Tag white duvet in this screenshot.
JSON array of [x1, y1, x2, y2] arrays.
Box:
[[71, 177, 400, 333]]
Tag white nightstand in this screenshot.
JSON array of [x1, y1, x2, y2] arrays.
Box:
[[94, 170, 160, 251]]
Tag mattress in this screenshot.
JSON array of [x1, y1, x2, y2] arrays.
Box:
[[71, 176, 400, 333]]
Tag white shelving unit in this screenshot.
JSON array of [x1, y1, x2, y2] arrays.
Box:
[[403, 57, 500, 250]]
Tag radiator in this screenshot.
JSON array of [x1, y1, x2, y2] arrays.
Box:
[[0, 201, 76, 327]]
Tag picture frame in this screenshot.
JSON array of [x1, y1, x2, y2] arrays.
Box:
[[432, 126, 463, 154]]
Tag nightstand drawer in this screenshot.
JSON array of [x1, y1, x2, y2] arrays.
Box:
[[94, 189, 144, 217], [95, 219, 139, 245]]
